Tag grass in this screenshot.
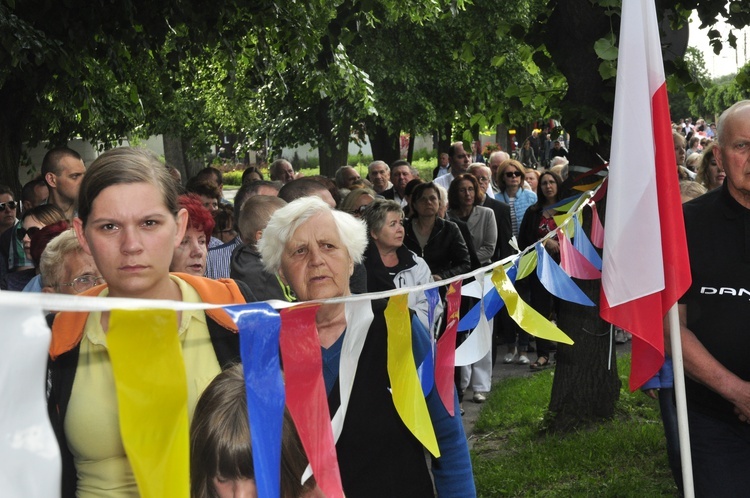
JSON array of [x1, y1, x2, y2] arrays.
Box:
[[471, 354, 679, 497], [222, 153, 439, 186]]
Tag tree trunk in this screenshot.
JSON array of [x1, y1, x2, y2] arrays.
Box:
[[163, 134, 203, 185], [317, 98, 350, 178], [367, 118, 400, 166], [436, 123, 452, 155], [548, 278, 621, 432], [0, 86, 26, 194], [434, 123, 452, 170], [541, 0, 620, 432], [544, 0, 613, 166], [495, 123, 509, 153], [406, 128, 416, 164]]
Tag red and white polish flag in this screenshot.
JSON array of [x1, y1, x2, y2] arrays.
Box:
[[600, 0, 691, 390]]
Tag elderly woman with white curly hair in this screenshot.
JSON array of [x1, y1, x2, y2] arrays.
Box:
[[259, 196, 475, 498]]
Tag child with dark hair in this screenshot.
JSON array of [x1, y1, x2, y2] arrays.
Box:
[[190, 364, 322, 498]]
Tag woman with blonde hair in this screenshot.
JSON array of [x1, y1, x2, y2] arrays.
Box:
[[495, 159, 537, 238], [339, 187, 376, 218], [695, 142, 725, 191], [495, 159, 537, 365]]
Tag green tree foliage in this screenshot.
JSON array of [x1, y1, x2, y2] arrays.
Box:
[[0, 0, 454, 187], [668, 47, 710, 121], [689, 61, 750, 119], [0, 0, 249, 190]]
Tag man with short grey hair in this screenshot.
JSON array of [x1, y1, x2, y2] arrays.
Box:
[[467, 164, 512, 260], [382, 160, 416, 208], [334, 165, 361, 189], [675, 100, 750, 496], [367, 160, 392, 194], [269, 158, 295, 184]]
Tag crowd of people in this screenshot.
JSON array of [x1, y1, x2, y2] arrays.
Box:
[[0, 136, 576, 497], [2, 100, 748, 496]]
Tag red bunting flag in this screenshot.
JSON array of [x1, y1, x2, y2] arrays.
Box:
[[600, 0, 691, 390], [434, 281, 462, 416], [279, 305, 344, 498]]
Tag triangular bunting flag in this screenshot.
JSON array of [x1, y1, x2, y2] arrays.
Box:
[[491, 266, 574, 345], [572, 216, 602, 270], [227, 303, 286, 498], [559, 231, 601, 280], [0, 304, 60, 497], [384, 295, 440, 457], [590, 203, 604, 249], [279, 304, 344, 498], [535, 244, 595, 306], [435, 281, 461, 416], [108, 309, 190, 498], [454, 308, 493, 367]]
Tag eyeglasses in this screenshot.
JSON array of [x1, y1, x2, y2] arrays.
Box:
[[0, 201, 17, 211], [505, 171, 522, 178], [350, 205, 370, 216], [59, 275, 106, 293], [17, 226, 41, 239], [458, 187, 475, 194]]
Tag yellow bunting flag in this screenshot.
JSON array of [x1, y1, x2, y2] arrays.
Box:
[[552, 211, 575, 235], [491, 267, 574, 345], [514, 251, 538, 280], [573, 179, 603, 192], [384, 295, 440, 457], [107, 309, 190, 498], [556, 198, 579, 213]]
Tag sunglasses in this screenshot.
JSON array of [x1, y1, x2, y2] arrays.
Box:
[[0, 201, 17, 211], [17, 226, 41, 239], [350, 205, 370, 216], [505, 171, 522, 178]]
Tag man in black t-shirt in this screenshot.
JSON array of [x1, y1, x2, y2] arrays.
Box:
[[677, 100, 750, 496]]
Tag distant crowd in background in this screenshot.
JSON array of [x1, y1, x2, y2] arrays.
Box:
[[1, 104, 743, 496]]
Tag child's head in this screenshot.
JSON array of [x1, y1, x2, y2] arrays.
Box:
[[190, 364, 313, 498]]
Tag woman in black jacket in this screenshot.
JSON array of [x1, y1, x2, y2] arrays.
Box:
[[403, 182, 472, 281], [518, 171, 564, 370]]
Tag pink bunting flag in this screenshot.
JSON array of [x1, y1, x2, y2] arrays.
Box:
[[590, 203, 604, 249], [434, 281, 462, 416], [559, 232, 601, 280], [279, 305, 344, 498]]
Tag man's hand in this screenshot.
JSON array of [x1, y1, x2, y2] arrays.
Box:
[[728, 382, 750, 423]]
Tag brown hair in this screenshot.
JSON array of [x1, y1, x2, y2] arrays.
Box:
[[409, 182, 440, 219], [447, 173, 481, 211], [190, 365, 314, 498], [237, 195, 287, 244], [76, 147, 179, 226], [21, 203, 66, 226]]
